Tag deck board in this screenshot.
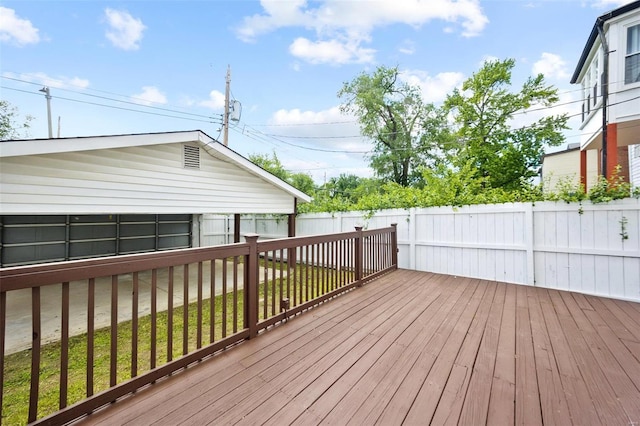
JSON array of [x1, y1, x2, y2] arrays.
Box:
[[77, 270, 640, 425]]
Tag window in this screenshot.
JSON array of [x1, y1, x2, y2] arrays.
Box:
[[625, 24, 640, 84], [591, 56, 598, 105]]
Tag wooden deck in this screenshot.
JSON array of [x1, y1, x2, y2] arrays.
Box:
[[76, 269, 640, 425]]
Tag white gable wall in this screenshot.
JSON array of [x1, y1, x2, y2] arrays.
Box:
[[0, 143, 297, 214]]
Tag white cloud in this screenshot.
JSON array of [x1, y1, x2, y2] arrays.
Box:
[[236, 0, 488, 65], [0, 7, 40, 46], [532, 52, 569, 80], [132, 86, 167, 106], [199, 90, 225, 110], [401, 70, 465, 103], [237, 0, 488, 41], [479, 55, 500, 66], [104, 8, 146, 51], [3, 71, 89, 89], [399, 39, 416, 55], [265, 106, 370, 153], [289, 37, 375, 64]]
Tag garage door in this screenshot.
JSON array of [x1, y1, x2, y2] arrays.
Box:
[[0, 214, 192, 267]]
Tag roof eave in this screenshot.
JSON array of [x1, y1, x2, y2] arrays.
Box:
[[199, 140, 312, 203], [570, 0, 640, 84]]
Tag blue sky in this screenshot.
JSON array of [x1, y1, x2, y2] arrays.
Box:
[[0, 0, 633, 183]]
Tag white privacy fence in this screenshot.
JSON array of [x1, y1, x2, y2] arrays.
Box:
[[201, 199, 640, 302]]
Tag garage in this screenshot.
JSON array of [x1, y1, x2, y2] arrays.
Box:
[[0, 130, 310, 267]]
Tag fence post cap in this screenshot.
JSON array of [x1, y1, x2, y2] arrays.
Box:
[[244, 233, 259, 242]]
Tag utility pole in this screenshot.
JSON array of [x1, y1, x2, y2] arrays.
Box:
[[223, 65, 231, 146], [39, 86, 53, 138]]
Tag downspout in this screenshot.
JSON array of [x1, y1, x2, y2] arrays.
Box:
[[596, 17, 609, 178]]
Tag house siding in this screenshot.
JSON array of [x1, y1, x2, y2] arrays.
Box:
[[0, 143, 296, 214], [542, 149, 598, 191], [631, 144, 640, 188]]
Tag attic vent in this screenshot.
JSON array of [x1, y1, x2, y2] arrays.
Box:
[[183, 145, 200, 169]]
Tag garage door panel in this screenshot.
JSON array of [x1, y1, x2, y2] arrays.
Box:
[[1, 214, 192, 267]]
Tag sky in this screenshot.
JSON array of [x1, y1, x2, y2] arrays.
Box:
[[0, 0, 634, 184]]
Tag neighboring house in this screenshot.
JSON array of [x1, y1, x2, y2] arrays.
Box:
[[571, 0, 640, 189], [0, 130, 311, 267], [541, 143, 598, 192]]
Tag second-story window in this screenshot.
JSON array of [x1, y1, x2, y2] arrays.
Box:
[[625, 24, 640, 84], [592, 56, 599, 105]]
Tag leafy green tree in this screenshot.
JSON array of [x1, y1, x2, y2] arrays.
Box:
[[441, 58, 568, 191], [288, 172, 316, 196], [0, 100, 33, 140], [248, 151, 290, 182], [248, 151, 316, 195], [338, 66, 442, 186], [324, 174, 365, 201]]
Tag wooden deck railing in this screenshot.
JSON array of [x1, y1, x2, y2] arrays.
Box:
[[0, 225, 397, 425]]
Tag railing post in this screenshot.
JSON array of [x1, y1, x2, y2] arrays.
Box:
[[391, 223, 398, 269], [355, 226, 363, 286], [244, 234, 259, 339]]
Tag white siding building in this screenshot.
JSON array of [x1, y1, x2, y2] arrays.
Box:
[[541, 145, 598, 192], [571, 0, 640, 188], [0, 130, 311, 266]]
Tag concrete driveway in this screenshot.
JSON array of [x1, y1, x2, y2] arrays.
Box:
[[4, 259, 273, 354]]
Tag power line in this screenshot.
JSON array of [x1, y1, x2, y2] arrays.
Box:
[[2, 74, 217, 120], [1, 86, 220, 124], [245, 119, 357, 127]]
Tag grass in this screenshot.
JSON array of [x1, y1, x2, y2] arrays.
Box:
[[2, 288, 243, 426], [1, 261, 354, 426]]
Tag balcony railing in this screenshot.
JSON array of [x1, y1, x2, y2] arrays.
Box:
[[0, 225, 397, 425]]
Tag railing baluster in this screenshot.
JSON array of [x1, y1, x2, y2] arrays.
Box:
[[60, 282, 70, 408], [305, 245, 310, 302], [271, 250, 276, 316], [110, 276, 118, 387], [167, 266, 173, 362], [0, 290, 5, 419], [28, 286, 41, 423], [312, 244, 317, 298], [222, 259, 227, 338], [339, 239, 343, 287], [279, 248, 284, 312], [197, 262, 203, 349], [233, 256, 238, 333], [210, 260, 216, 343], [150, 270, 157, 369], [183, 264, 189, 356], [322, 243, 326, 295], [263, 252, 268, 319], [87, 278, 95, 396], [292, 247, 298, 307], [285, 248, 290, 307], [132, 272, 138, 378], [329, 241, 338, 291]]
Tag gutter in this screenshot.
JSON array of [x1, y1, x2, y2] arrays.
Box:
[[596, 16, 610, 178]]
